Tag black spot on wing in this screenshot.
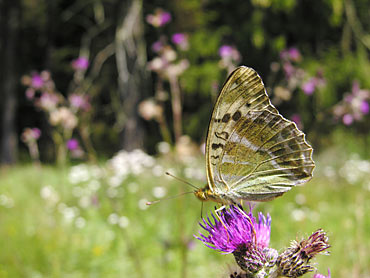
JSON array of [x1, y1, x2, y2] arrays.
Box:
[[232, 110, 242, 121], [215, 131, 229, 140], [211, 143, 224, 150], [222, 113, 231, 123]]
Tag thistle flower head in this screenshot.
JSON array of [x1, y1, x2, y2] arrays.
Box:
[[31, 74, 44, 89], [69, 93, 91, 111], [276, 229, 330, 277], [21, 127, 41, 143], [72, 57, 89, 71], [196, 206, 275, 275], [196, 205, 271, 254], [218, 45, 241, 63], [280, 47, 301, 62], [146, 9, 171, 27], [255, 212, 271, 249], [67, 139, 79, 151]]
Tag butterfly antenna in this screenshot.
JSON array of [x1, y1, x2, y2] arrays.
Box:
[[165, 171, 199, 190], [146, 191, 194, 206]]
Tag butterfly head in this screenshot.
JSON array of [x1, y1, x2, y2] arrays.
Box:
[[194, 185, 226, 204], [194, 186, 208, 201]]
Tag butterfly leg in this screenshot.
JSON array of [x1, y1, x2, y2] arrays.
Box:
[[235, 205, 257, 243], [214, 205, 230, 242], [215, 205, 226, 213]]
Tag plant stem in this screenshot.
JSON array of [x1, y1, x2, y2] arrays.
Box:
[[169, 76, 183, 144]]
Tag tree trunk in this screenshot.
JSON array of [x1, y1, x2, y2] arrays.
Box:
[[115, 0, 148, 151], [0, 0, 20, 164]]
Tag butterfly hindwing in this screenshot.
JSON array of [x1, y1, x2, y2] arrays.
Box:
[[206, 66, 315, 202]]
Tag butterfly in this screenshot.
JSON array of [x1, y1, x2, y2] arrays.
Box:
[[194, 66, 315, 204]]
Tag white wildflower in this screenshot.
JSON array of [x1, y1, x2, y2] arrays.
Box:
[[153, 186, 167, 198], [40, 185, 59, 206], [69, 164, 90, 184], [118, 216, 130, 228], [291, 208, 306, 221], [108, 213, 119, 225], [75, 217, 86, 229], [108, 175, 123, 187], [138, 198, 149, 210], [157, 141, 170, 154], [88, 180, 101, 192], [295, 194, 306, 205], [152, 165, 164, 177]]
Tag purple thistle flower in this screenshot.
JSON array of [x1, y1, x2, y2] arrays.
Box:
[[171, 33, 189, 50], [288, 47, 301, 61], [196, 206, 274, 274], [302, 78, 316, 95], [313, 269, 331, 278], [21, 127, 41, 143], [146, 9, 171, 27], [360, 100, 369, 115], [26, 88, 35, 100], [342, 114, 353, 125], [291, 113, 303, 130], [283, 62, 295, 79], [72, 57, 89, 71], [69, 93, 91, 111], [160, 11, 171, 26], [219, 45, 233, 59], [195, 206, 271, 253], [32, 128, 41, 140], [344, 94, 353, 103], [280, 47, 301, 62], [255, 212, 271, 249], [66, 138, 79, 151], [218, 45, 241, 69], [31, 74, 44, 89], [172, 33, 186, 45], [151, 41, 163, 53]]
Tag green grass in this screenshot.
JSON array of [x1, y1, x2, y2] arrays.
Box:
[[0, 144, 369, 278]]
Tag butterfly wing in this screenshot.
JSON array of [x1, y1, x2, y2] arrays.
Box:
[[206, 66, 315, 201]]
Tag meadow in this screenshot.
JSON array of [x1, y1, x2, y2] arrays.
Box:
[[1, 1, 369, 277], [1, 131, 369, 278]]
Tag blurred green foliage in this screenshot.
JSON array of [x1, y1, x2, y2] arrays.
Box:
[[12, 0, 370, 157], [144, 0, 369, 147]]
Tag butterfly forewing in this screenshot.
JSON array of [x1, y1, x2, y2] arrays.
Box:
[[206, 66, 315, 202], [206, 67, 276, 189]]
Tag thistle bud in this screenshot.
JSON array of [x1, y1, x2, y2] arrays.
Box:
[[276, 229, 330, 277]]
